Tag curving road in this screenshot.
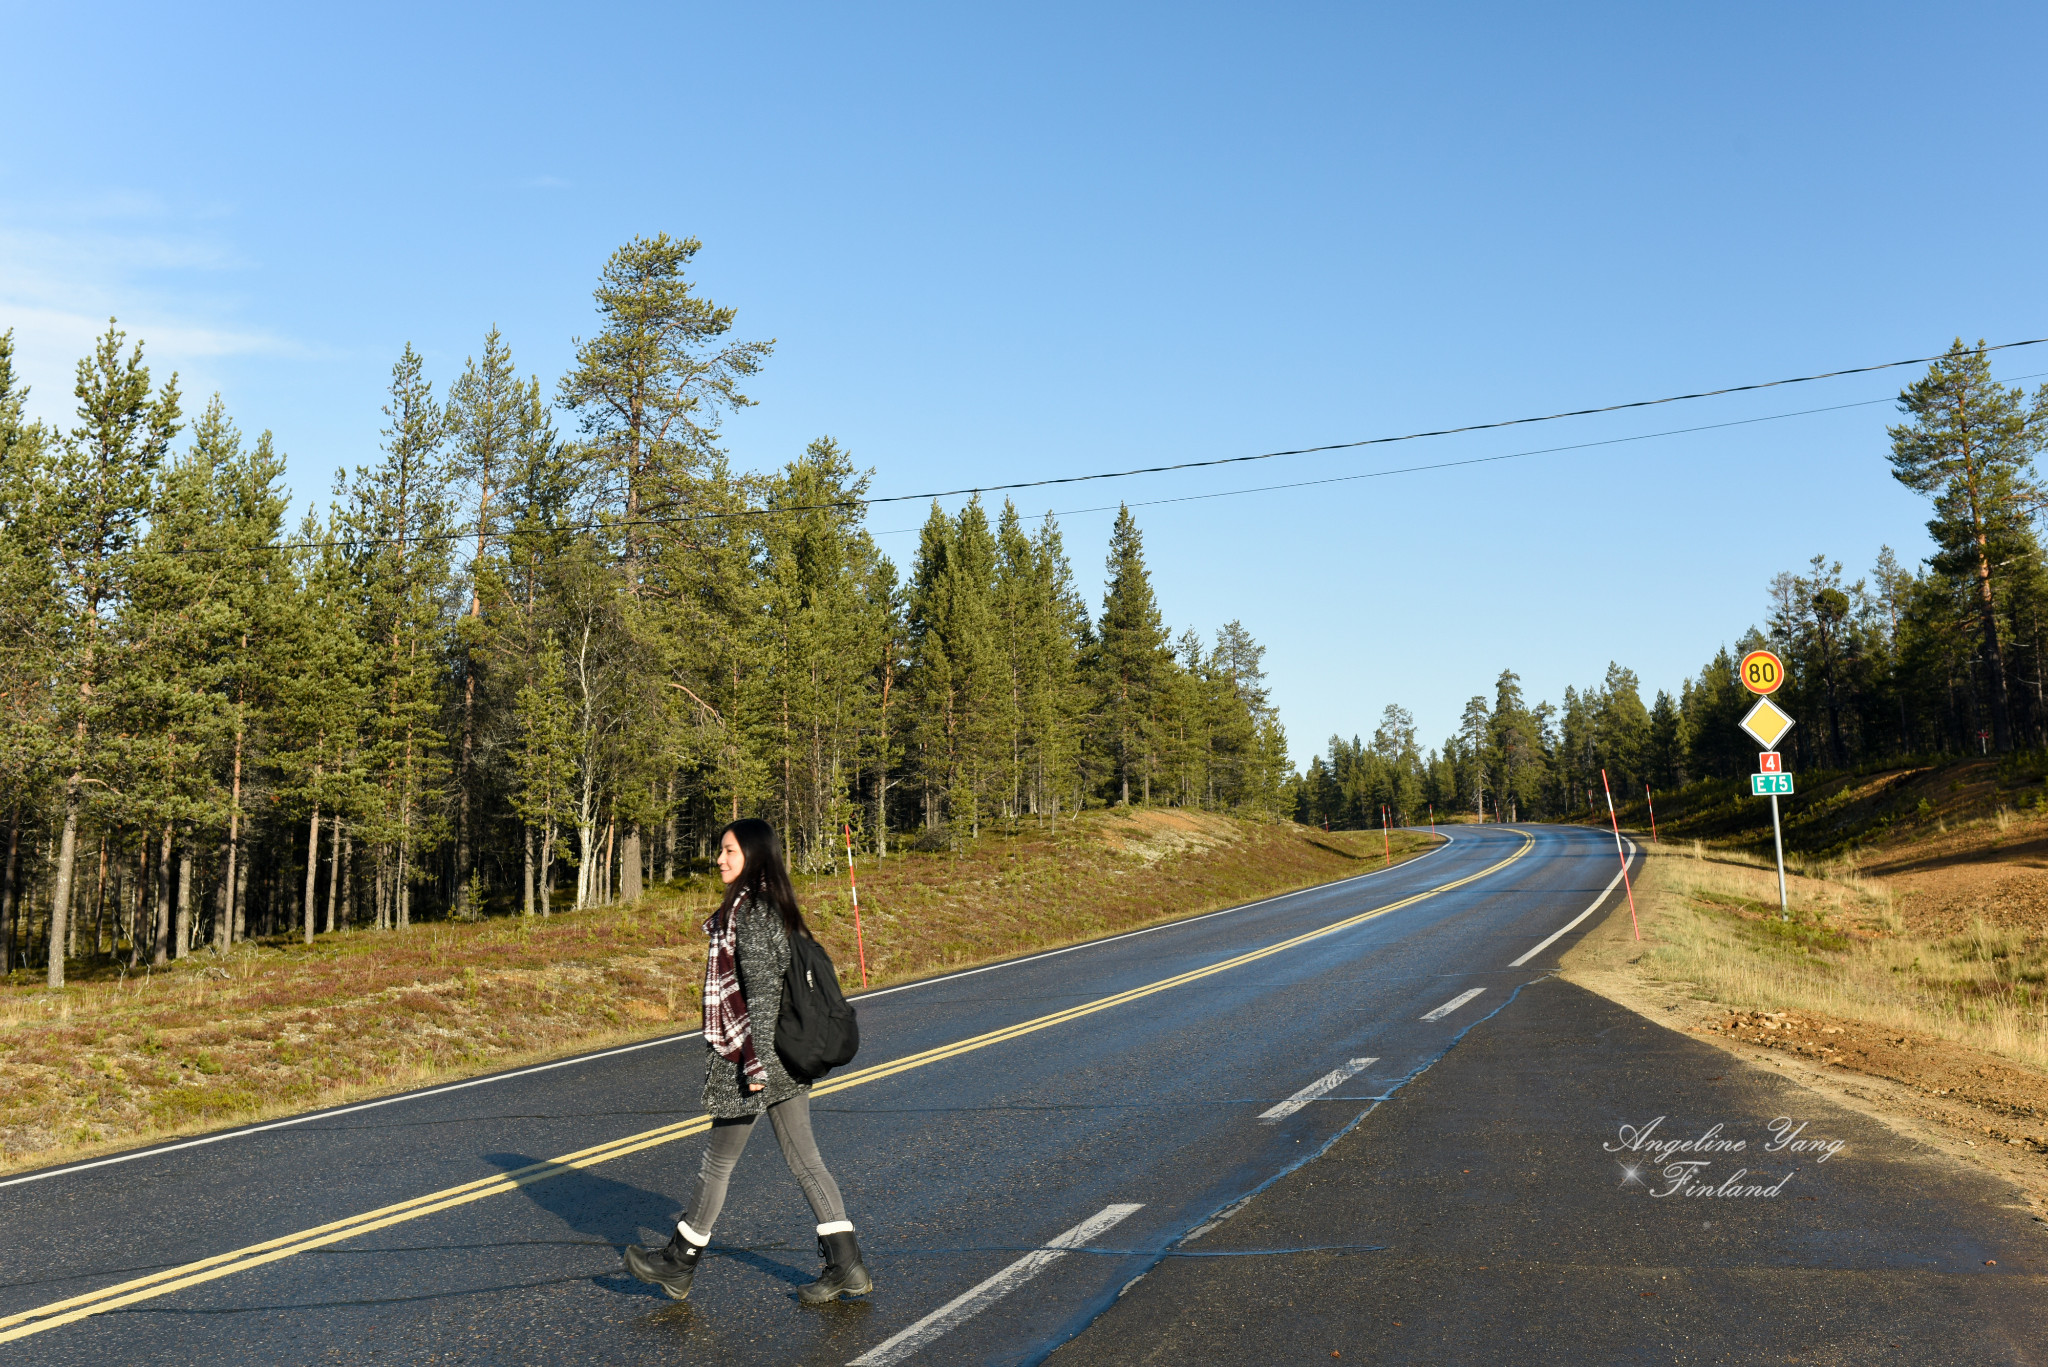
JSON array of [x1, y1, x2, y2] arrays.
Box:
[[0, 823, 1635, 1364]]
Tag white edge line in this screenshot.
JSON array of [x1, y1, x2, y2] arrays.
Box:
[[1507, 836, 1637, 969], [1257, 1057, 1378, 1121], [847, 1203, 1144, 1367], [3, 828, 1466, 1190], [1420, 987, 1486, 1022]]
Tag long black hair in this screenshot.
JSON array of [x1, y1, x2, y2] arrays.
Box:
[[714, 818, 812, 941]]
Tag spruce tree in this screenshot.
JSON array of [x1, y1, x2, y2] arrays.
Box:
[[1457, 696, 1490, 818], [905, 503, 958, 833], [1092, 506, 1170, 806], [511, 637, 577, 915], [759, 439, 892, 868], [445, 326, 525, 916], [342, 344, 453, 929]]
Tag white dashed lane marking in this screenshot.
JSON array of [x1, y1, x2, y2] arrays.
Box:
[[847, 1203, 1145, 1367], [1420, 988, 1485, 1022], [1258, 1058, 1380, 1122]]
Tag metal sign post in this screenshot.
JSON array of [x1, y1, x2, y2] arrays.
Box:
[[1766, 789, 1790, 920], [1737, 681, 1796, 921]]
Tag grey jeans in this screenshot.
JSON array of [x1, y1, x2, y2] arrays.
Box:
[[685, 1090, 848, 1234]]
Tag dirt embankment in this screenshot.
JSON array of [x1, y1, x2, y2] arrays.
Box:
[[0, 811, 1436, 1176], [1564, 802, 2048, 1211]]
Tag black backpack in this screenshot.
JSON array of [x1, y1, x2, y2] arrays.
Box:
[[773, 932, 860, 1083]]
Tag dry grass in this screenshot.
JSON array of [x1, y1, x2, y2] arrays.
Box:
[[0, 809, 1433, 1174], [1629, 843, 2048, 1072]]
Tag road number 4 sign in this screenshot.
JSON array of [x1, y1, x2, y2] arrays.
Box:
[[1759, 752, 1782, 773]]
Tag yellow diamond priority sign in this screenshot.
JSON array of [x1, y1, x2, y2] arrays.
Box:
[[1739, 697, 1795, 750]]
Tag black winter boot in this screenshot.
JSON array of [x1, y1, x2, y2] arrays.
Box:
[[797, 1229, 872, 1305], [624, 1228, 705, 1300]]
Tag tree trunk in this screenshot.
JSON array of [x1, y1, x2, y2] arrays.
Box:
[[523, 828, 535, 917], [664, 775, 677, 882], [539, 824, 554, 916], [152, 825, 172, 965], [91, 836, 109, 957], [397, 838, 411, 928], [1975, 541, 2014, 752], [602, 821, 616, 905], [340, 832, 355, 931], [124, 844, 143, 968], [876, 657, 892, 860], [175, 846, 193, 957], [217, 726, 244, 951], [620, 825, 643, 904], [0, 805, 18, 974], [326, 816, 343, 933], [303, 803, 321, 945], [457, 671, 475, 918], [234, 855, 248, 942], [46, 778, 82, 988]]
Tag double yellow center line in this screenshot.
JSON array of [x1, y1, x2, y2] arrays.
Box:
[[1, 831, 1532, 1343]]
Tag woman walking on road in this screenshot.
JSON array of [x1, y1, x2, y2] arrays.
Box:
[[623, 818, 872, 1304]]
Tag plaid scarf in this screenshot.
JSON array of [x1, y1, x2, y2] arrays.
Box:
[[703, 893, 766, 1086]]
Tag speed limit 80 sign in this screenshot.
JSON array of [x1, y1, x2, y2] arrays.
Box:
[[1740, 649, 1785, 695]]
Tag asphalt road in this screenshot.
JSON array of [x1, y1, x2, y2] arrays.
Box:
[[1052, 976, 2048, 1366], [1, 822, 1635, 1364]]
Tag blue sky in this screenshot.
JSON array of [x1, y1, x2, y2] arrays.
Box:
[[6, 3, 2047, 765]]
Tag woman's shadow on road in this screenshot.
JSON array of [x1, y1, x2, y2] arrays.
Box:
[[482, 1152, 814, 1303]]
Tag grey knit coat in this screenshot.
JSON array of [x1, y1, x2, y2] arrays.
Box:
[[701, 897, 806, 1119]]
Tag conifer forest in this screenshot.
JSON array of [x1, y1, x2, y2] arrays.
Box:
[[1293, 342, 2048, 834], [0, 235, 1292, 987]]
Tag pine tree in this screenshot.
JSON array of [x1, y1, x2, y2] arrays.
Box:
[[119, 396, 250, 957], [285, 513, 372, 935], [274, 507, 369, 943], [1888, 340, 2048, 752], [42, 322, 181, 987], [0, 330, 57, 971], [557, 233, 771, 580]]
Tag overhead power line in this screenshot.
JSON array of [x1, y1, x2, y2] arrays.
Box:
[[175, 337, 2047, 554], [868, 391, 1929, 535], [853, 335, 2048, 509]]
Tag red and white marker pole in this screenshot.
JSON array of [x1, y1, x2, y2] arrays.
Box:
[[1601, 769, 1640, 940], [1428, 803, 1435, 836], [1645, 784, 1659, 843], [1381, 805, 1391, 867], [842, 823, 870, 988]]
